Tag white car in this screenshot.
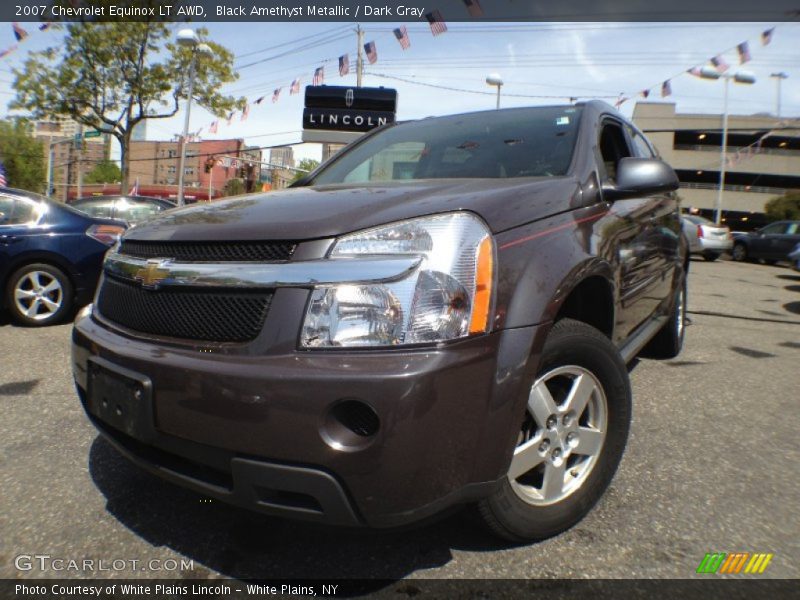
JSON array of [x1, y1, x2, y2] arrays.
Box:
[[681, 214, 733, 261]]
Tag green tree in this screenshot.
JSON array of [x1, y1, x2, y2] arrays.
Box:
[[291, 158, 321, 183], [223, 178, 245, 197], [11, 12, 244, 193], [84, 159, 122, 184], [0, 119, 46, 193], [765, 192, 800, 221]]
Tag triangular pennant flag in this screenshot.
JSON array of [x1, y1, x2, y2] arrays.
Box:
[[209, 121, 218, 134], [272, 88, 281, 103], [761, 28, 774, 46], [241, 104, 249, 122], [255, 96, 265, 105], [736, 42, 751, 64], [12, 23, 28, 42], [640, 89, 650, 99], [661, 80, 672, 98], [687, 66, 703, 78], [38, 23, 51, 31]]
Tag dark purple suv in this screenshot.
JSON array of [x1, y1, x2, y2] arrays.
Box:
[[72, 102, 686, 541]]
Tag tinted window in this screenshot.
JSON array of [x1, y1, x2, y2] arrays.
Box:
[[74, 199, 115, 219], [116, 200, 166, 222], [786, 223, 799, 235], [0, 195, 40, 225], [760, 223, 786, 235], [598, 121, 632, 183], [314, 106, 582, 184]]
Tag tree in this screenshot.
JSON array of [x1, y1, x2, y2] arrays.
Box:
[[765, 192, 800, 221], [12, 11, 243, 193], [84, 159, 122, 184], [223, 178, 245, 197], [291, 158, 320, 183], [0, 119, 46, 193]]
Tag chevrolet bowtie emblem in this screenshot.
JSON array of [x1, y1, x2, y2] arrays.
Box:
[[134, 259, 170, 289]]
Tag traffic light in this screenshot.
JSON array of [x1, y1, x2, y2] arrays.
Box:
[[204, 157, 216, 173]]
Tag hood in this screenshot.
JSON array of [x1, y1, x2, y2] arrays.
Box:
[[125, 177, 582, 242]]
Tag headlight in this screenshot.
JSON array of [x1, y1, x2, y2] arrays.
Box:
[[301, 212, 494, 348]]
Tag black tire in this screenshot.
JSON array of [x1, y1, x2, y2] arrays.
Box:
[[732, 242, 748, 262], [5, 263, 74, 326], [642, 274, 686, 359], [478, 318, 631, 542], [702, 251, 720, 262]]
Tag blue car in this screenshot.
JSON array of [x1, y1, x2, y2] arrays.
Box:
[[1, 187, 126, 326], [789, 242, 800, 272]]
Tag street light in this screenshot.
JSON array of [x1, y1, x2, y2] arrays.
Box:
[[486, 73, 503, 110], [770, 72, 788, 118], [698, 66, 756, 225], [176, 29, 213, 207]]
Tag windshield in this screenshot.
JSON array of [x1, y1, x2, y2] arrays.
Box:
[[312, 106, 582, 185]]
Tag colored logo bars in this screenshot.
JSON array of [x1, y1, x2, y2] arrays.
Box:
[[696, 552, 774, 574]]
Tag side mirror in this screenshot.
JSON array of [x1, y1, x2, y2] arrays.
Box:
[[603, 157, 679, 201]]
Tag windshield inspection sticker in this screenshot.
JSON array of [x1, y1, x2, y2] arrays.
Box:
[[556, 116, 570, 126]]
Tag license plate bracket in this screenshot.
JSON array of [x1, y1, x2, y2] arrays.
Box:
[[87, 358, 153, 441]]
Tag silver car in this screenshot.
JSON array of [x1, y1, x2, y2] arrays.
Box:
[[681, 214, 733, 261]]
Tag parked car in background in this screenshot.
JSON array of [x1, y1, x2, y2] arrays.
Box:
[[731, 220, 800, 264], [73, 101, 686, 542], [680, 214, 732, 261], [1, 187, 125, 326], [71, 195, 175, 225], [789, 242, 800, 272]]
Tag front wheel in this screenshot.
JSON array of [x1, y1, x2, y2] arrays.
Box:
[[478, 318, 631, 542]]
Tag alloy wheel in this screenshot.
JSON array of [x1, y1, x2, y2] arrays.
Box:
[[509, 365, 608, 506], [13, 270, 64, 321]]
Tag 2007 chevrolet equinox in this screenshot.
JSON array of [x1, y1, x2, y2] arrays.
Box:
[[72, 101, 687, 541]]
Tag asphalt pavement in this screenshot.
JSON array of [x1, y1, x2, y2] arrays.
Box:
[[1, 258, 798, 582]]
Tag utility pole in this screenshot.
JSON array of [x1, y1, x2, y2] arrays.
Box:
[[76, 122, 84, 200], [770, 72, 788, 118], [356, 25, 364, 88], [715, 77, 730, 226]]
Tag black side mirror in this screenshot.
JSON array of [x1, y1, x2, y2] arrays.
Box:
[[603, 157, 679, 201]]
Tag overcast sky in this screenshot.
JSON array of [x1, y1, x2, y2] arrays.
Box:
[[1, 21, 798, 162]]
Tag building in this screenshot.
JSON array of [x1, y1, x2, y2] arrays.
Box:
[[269, 146, 295, 168], [32, 116, 112, 201], [633, 102, 800, 229], [127, 138, 261, 201]]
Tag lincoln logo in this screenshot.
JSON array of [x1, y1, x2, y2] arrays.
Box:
[[134, 259, 171, 289], [345, 88, 354, 107]]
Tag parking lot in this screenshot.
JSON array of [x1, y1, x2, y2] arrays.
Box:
[[1, 258, 798, 582]]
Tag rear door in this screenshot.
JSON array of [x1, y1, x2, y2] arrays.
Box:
[[0, 193, 44, 283], [751, 222, 788, 259]]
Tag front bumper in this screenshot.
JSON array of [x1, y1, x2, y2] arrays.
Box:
[[72, 307, 544, 528]]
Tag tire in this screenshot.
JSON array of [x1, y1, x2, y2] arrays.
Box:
[[702, 251, 720, 262], [762, 259, 777, 266], [732, 242, 748, 262], [642, 274, 686, 359], [478, 318, 631, 542], [5, 263, 74, 326]]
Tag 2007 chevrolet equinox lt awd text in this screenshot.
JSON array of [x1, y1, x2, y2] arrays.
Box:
[[72, 101, 687, 542]]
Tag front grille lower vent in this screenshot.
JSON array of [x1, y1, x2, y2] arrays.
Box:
[[97, 276, 273, 343], [119, 240, 296, 262]]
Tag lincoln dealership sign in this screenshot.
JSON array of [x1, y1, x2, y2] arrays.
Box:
[[303, 85, 397, 133]]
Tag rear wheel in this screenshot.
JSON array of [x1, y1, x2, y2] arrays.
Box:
[[5, 263, 74, 326], [642, 275, 686, 359], [478, 319, 631, 542], [732, 242, 748, 262]]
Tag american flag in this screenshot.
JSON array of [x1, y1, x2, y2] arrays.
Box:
[[393, 26, 410, 50], [462, 0, 483, 17], [128, 178, 139, 195], [710, 55, 729, 73], [661, 80, 672, 98], [272, 87, 281, 103], [209, 121, 218, 134], [313, 67, 324, 86], [736, 42, 751, 64], [0, 46, 17, 59], [761, 28, 774, 46], [226, 111, 234, 126], [640, 89, 650, 99], [425, 10, 448, 36], [614, 96, 628, 109], [0, 162, 7, 187], [339, 54, 350, 76], [241, 104, 249, 121], [364, 41, 377, 64], [254, 96, 265, 105], [290, 78, 301, 94], [39, 23, 51, 31], [12, 23, 28, 42], [687, 66, 703, 77]]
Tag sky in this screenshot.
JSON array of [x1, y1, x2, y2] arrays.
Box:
[[0, 20, 798, 163]]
